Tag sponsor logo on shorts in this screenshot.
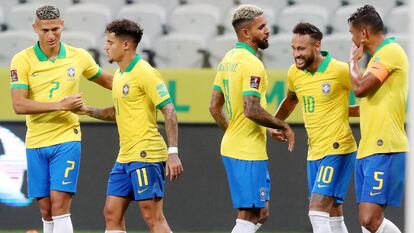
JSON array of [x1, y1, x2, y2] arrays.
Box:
[[250, 76, 261, 89], [140, 151, 147, 158], [10, 69, 18, 82], [62, 181, 72, 185], [377, 139, 383, 146], [370, 191, 382, 196], [138, 188, 148, 194], [259, 187, 266, 201], [317, 183, 329, 188]]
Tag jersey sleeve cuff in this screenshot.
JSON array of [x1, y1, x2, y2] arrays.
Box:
[[88, 67, 103, 81], [213, 84, 222, 92], [10, 84, 28, 89], [242, 91, 261, 98], [156, 98, 172, 109]]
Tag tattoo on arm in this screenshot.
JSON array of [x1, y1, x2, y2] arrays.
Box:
[[244, 96, 286, 130], [161, 103, 178, 147], [209, 90, 228, 131], [88, 106, 116, 121]]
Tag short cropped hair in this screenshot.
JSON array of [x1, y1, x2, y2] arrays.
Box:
[[36, 5, 60, 20], [105, 19, 143, 47], [348, 5, 384, 33], [232, 4, 263, 31], [292, 22, 323, 41]]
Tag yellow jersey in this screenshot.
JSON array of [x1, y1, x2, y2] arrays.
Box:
[[113, 54, 172, 163], [10, 42, 102, 148], [288, 51, 357, 161], [358, 37, 409, 159], [213, 42, 268, 161]]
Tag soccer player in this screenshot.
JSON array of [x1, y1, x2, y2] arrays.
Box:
[[271, 22, 357, 233], [9, 5, 113, 233], [209, 5, 295, 233], [348, 5, 407, 233], [75, 19, 183, 233]]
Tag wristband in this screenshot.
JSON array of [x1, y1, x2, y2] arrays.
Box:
[[168, 147, 178, 154]]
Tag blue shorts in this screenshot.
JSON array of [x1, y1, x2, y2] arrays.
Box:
[[307, 152, 356, 204], [222, 156, 270, 209], [26, 141, 81, 198], [355, 152, 405, 207], [106, 162, 165, 201]]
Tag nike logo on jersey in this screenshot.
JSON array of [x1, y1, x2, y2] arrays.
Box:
[[31, 73, 40, 77], [317, 184, 329, 188], [62, 181, 72, 185], [370, 191, 382, 196], [138, 188, 148, 194]]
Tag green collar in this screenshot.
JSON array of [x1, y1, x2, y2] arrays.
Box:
[[305, 51, 331, 74], [374, 37, 396, 54], [120, 54, 141, 73], [34, 42, 66, 62], [235, 42, 257, 56]]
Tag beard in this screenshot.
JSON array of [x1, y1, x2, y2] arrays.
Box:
[[295, 54, 315, 70], [254, 36, 269, 50]]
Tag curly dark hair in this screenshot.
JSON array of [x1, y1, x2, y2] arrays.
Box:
[[348, 5, 384, 33], [105, 19, 143, 48], [292, 22, 323, 41]]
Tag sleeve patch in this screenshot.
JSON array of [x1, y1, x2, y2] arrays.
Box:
[[250, 76, 261, 89], [10, 69, 18, 82], [156, 83, 169, 97]]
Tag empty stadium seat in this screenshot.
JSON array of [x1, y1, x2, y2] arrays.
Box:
[[0, 30, 37, 66], [62, 31, 97, 50], [170, 4, 221, 41], [154, 33, 206, 68], [8, 3, 44, 31], [278, 4, 329, 34], [117, 3, 166, 42], [0, 6, 5, 30], [293, 0, 341, 13], [208, 33, 238, 68], [386, 6, 409, 33], [261, 33, 293, 68], [78, 0, 128, 15], [345, 0, 396, 14], [184, 0, 235, 19], [64, 3, 111, 39], [322, 33, 352, 62], [331, 4, 385, 33], [25, 0, 74, 10], [135, 0, 180, 13]]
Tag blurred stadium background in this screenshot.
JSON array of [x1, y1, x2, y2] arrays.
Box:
[[0, 0, 408, 232]]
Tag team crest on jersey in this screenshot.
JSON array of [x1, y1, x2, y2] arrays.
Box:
[[10, 69, 18, 82], [123, 84, 129, 95], [250, 76, 261, 89], [321, 82, 331, 94], [259, 187, 266, 201], [67, 67, 76, 80]]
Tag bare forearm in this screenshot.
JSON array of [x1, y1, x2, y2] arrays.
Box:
[[349, 59, 363, 93], [13, 98, 61, 114], [210, 108, 228, 131], [349, 105, 360, 117], [246, 104, 287, 130], [275, 99, 297, 121], [163, 108, 178, 147], [84, 106, 116, 121]]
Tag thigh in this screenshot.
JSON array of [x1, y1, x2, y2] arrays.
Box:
[[49, 142, 81, 194], [26, 148, 50, 198], [105, 195, 131, 220], [129, 163, 166, 201], [222, 156, 270, 209]]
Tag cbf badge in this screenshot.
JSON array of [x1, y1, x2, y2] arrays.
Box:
[[259, 187, 266, 201], [67, 67, 76, 80], [123, 84, 129, 96], [321, 82, 331, 95]]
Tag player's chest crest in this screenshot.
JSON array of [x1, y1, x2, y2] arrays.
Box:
[[66, 66, 76, 81], [321, 81, 331, 95]]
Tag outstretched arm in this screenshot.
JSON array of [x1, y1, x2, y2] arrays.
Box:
[[92, 71, 113, 90], [74, 105, 116, 121], [160, 103, 183, 181], [275, 91, 299, 121], [209, 90, 228, 131], [11, 88, 83, 114]]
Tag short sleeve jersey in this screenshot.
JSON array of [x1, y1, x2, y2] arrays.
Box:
[[112, 54, 172, 163], [213, 42, 268, 161], [10, 42, 102, 148], [287, 51, 357, 160]]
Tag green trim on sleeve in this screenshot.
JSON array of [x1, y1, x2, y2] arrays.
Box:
[[11, 84, 28, 89], [242, 91, 261, 98], [88, 67, 102, 81], [156, 98, 172, 109], [213, 85, 222, 92]]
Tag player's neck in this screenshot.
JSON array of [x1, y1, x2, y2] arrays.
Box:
[[240, 40, 258, 53], [118, 52, 137, 72], [306, 53, 324, 73], [366, 34, 386, 55], [38, 42, 60, 59]]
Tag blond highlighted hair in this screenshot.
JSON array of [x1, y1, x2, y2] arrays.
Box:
[[232, 4, 263, 31]]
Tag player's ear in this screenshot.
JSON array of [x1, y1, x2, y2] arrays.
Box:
[[60, 19, 64, 28]]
